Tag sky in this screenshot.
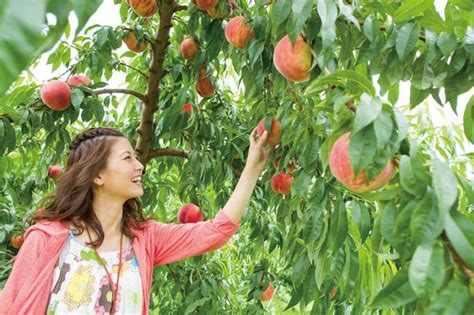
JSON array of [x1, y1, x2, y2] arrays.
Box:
[[31, 0, 473, 154]]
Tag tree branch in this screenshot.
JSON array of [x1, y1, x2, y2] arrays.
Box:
[[442, 233, 474, 280], [135, 0, 175, 165], [147, 148, 189, 160], [93, 88, 147, 102]]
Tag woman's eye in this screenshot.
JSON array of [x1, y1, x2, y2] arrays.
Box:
[[125, 156, 131, 159]]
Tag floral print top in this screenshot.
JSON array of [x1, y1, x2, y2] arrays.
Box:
[[46, 229, 143, 314]]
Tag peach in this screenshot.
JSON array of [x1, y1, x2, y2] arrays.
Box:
[[329, 133, 395, 192], [40, 80, 71, 111], [196, 76, 215, 97], [129, 0, 157, 17], [207, 1, 232, 18], [181, 103, 192, 113], [273, 35, 312, 82], [271, 172, 294, 195], [180, 37, 199, 60], [10, 235, 24, 249], [48, 165, 64, 181], [66, 75, 92, 87], [225, 16, 253, 49], [196, 0, 218, 11], [257, 117, 281, 147], [178, 203, 203, 223], [123, 31, 147, 52], [262, 283, 274, 301]]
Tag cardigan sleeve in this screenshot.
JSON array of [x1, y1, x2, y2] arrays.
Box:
[[150, 209, 240, 266], [0, 229, 47, 313]]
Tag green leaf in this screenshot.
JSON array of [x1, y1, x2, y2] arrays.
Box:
[[330, 199, 348, 253], [373, 109, 393, 150], [393, 108, 408, 142], [393, 0, 434, 23], [370, 268, 417, 308], [463, 26, 474, 59], [431, 159, 458, 214], [184, 297, 210, 314], [463, 96, 474, 143], [352, 93, 382, 134], [437, 32, 457, 56], [380, 201, 397, 245], [351, 201, 371, 244], [445, 211, 474, 270], [410, 85, 431, 108], [396, 23, 420, 60], [399, 155, 427, 196], [70, 0, 103, 36], [317, 0, 337, 49], [409, 241, 445, 297], [270, 0, 292, 30], [363, 15, 377, 42], [410, 189, 443, 245], [3, 120, 16, 153], [348, 126, 376, 176], [71, 89, 85, 109], [305, 70, 375, 96], [284, 285, 303, 311], [412, 63, 434, 90], [248, 40, 265, 67], [0, 0, 48, 95], [289, 0, 313, 43], [426, 279, 471, 315]]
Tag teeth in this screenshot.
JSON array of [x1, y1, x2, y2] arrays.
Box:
[[132, 176, 141, 182]]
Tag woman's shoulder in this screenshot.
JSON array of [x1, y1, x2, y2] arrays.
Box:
[[25, 220, 71, 239]]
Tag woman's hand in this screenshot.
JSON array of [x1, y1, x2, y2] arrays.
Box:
[[244, 128, 272, 176]]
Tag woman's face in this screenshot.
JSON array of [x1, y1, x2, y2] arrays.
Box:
[[94, 137, 144, 200]]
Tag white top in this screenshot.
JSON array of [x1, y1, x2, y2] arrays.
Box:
[[46, 229, 143, 314]]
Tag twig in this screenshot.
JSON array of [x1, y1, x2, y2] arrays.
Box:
[[117, 62, 149, 79], [147, 148, 189, 160], [93, 88, 147, 102], [442, 233, 474, 280]]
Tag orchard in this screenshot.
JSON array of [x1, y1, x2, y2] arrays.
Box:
[[0, 0, 473, 314]]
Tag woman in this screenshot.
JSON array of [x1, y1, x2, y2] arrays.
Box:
[[0, 127, 270, 314]]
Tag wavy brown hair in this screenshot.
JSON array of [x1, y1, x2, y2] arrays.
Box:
[[32, 127, 152, 248]]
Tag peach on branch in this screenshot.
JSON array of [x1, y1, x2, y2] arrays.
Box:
[[181, 103, 193, 113], [256, 117, 281, 147], [262, 283, 274, 301], [207, 1, 232, 18], [10, 235, 24, 249], [40, 80, 71, 111], [225, 16, 253, 49], [180, 37, 199, 60], [66, 75, 92, 87], [196, 0, 218, 11], [329, 133, 395, 192], [129, 0, 157, 17], [48, 165, 64, 181], [271, 172, 294, 195], [123, 31, 147, 52], [196, 76, 215, 97], [178, 203, 203, 223], [273, 35, 312, 82]]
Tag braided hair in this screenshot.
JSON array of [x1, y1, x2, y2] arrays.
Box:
[[33, 127, 150, 247]]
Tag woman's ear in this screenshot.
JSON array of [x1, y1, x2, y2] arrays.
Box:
[[93, 174, 103, 186]]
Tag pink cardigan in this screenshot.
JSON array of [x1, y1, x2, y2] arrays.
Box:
[[0, 210, 239, 315]]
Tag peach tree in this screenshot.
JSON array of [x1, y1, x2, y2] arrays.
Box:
[[0, 0, 473, 313]]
